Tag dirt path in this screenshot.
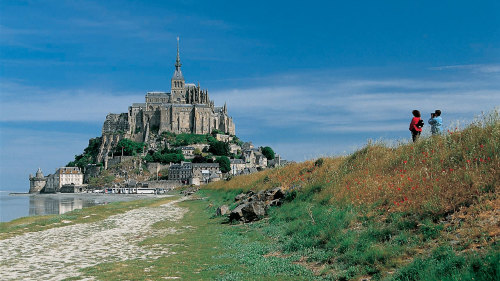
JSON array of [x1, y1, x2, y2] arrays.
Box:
[[0, 197, 187, 281]]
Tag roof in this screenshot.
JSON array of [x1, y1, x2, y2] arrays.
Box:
[[146, 92, 170, 97], [192, 163, 219, 168], [230, 159, 245, 164], [172, 69, 184, 80]]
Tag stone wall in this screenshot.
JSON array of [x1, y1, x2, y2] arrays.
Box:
[[146, 180, 182, 189]]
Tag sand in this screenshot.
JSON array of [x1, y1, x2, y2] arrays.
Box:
[[0, 196, 187, 280]]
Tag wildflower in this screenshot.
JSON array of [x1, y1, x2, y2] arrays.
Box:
[[397, 187, 401, 191], [449, 168, 454, 171], [404, 196, 408, 201], [480, 144, 484, 148], [466, 160, 471, 163], [403, 160, 407, 164]]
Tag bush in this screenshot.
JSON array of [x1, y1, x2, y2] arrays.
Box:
[[209, 141, 230, 156], [215, 156, 231, 173], [261, 146, 275, 160], [113, 139, 146, 156]]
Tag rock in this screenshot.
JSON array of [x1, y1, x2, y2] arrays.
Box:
[[181, 187, 199, 196], [265, 187, 284, 201], [268, 199, 282, 207], [229, 204, 245, 221], [234, 193, 247, 202], [241, 201, 266, 222], [216, 205, 230, 216]]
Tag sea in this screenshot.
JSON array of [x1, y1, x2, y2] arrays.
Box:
[[0, 191, 160, 223]]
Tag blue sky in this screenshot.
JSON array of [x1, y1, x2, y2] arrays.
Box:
[[1, 0, 499, 191]]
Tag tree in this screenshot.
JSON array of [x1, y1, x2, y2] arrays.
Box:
[[209, 141, 230, 156], [192, 155, 208, 163], [152, 152, 184, 164], [215, 156, 231, 173], [261, 146, 275, 160], [67, 137, 103, 170], [113, 139, 146, 156]]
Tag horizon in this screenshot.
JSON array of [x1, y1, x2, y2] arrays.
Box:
[[1, 0, 500, 191]]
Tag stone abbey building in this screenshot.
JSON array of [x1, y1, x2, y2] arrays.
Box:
[[98, 39, 235, 162]]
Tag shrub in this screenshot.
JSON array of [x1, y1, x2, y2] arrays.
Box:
[[261, 146, 275, 160], [215, 156, 231, 173]]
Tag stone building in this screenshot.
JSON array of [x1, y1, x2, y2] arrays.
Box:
[[97, 38, 235, 162], [230, 159, 245, 176], [242, 149, 268, 169], [168, 162, 220, 185], [29, 168, 47, 193], [45, 167, 84, 193]]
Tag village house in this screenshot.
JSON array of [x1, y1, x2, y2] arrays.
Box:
[[230, 159, 245, 175]]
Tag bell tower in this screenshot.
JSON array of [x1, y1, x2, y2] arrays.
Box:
[[171, 37, 186, 103]]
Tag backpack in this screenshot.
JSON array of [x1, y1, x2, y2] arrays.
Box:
[[417, 119, 424, 128]]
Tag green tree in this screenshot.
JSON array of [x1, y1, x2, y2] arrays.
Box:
[[209, 141, 230, 156], [215, 156, 231, 173], [261, 146, 275, 160], [113, 139, 146, 156], [152, 152, 185, 164], [192, 155, 208, 163], [67, 137, 103, 170]]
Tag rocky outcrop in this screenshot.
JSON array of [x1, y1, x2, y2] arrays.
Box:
[[223, 187, 285, 223]]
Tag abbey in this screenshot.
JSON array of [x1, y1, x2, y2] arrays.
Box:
[[98, 39, 235, 162]]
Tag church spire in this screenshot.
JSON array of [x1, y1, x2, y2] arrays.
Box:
[[175, 36, 181, 70], [172, 36, 184, 81]]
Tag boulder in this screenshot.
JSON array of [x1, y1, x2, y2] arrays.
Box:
[[216, 205, 230, 216], [229, 204, 245, 221], [234, 193, 247, 202], [181, 187, 199, 196], [268, 199, 282, 207], [241, 201, 266, 222], [265, 187, 284, 201]]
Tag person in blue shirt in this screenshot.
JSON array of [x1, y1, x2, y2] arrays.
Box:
[[428, 110, 443, 135]]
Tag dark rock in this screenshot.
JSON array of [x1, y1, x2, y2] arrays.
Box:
[[241, 201, 266, 222], [234, 193, 247, 202], [265, 187, 284, 201], [229, 204, 245, 221], [268, 199, 282, 207], [216, 205, 230, 216], [181, 187, 199, 196]]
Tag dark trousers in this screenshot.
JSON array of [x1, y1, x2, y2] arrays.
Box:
[[411, 130, 421, 142]]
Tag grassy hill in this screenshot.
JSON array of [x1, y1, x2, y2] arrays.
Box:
[[202, 111, 499, 280]]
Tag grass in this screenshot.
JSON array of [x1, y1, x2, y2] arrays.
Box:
[[202, 111, 499, 280], [78, 195, 317, 280], [0, 196, 177, 240]]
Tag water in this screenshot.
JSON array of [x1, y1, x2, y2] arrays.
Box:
[[0, 192, 161, 222]]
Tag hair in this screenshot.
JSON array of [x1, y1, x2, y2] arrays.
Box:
[[412, 110, 421, 117], [434, 110, 441, 116]]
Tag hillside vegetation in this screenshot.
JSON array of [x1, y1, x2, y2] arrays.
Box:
[[203, 111, 499, 280]]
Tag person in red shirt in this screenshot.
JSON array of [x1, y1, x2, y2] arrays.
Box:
[[409, 110, 423, 142]]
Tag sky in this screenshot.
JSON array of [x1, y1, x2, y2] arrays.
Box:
[[1, 0, 499, 191]]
